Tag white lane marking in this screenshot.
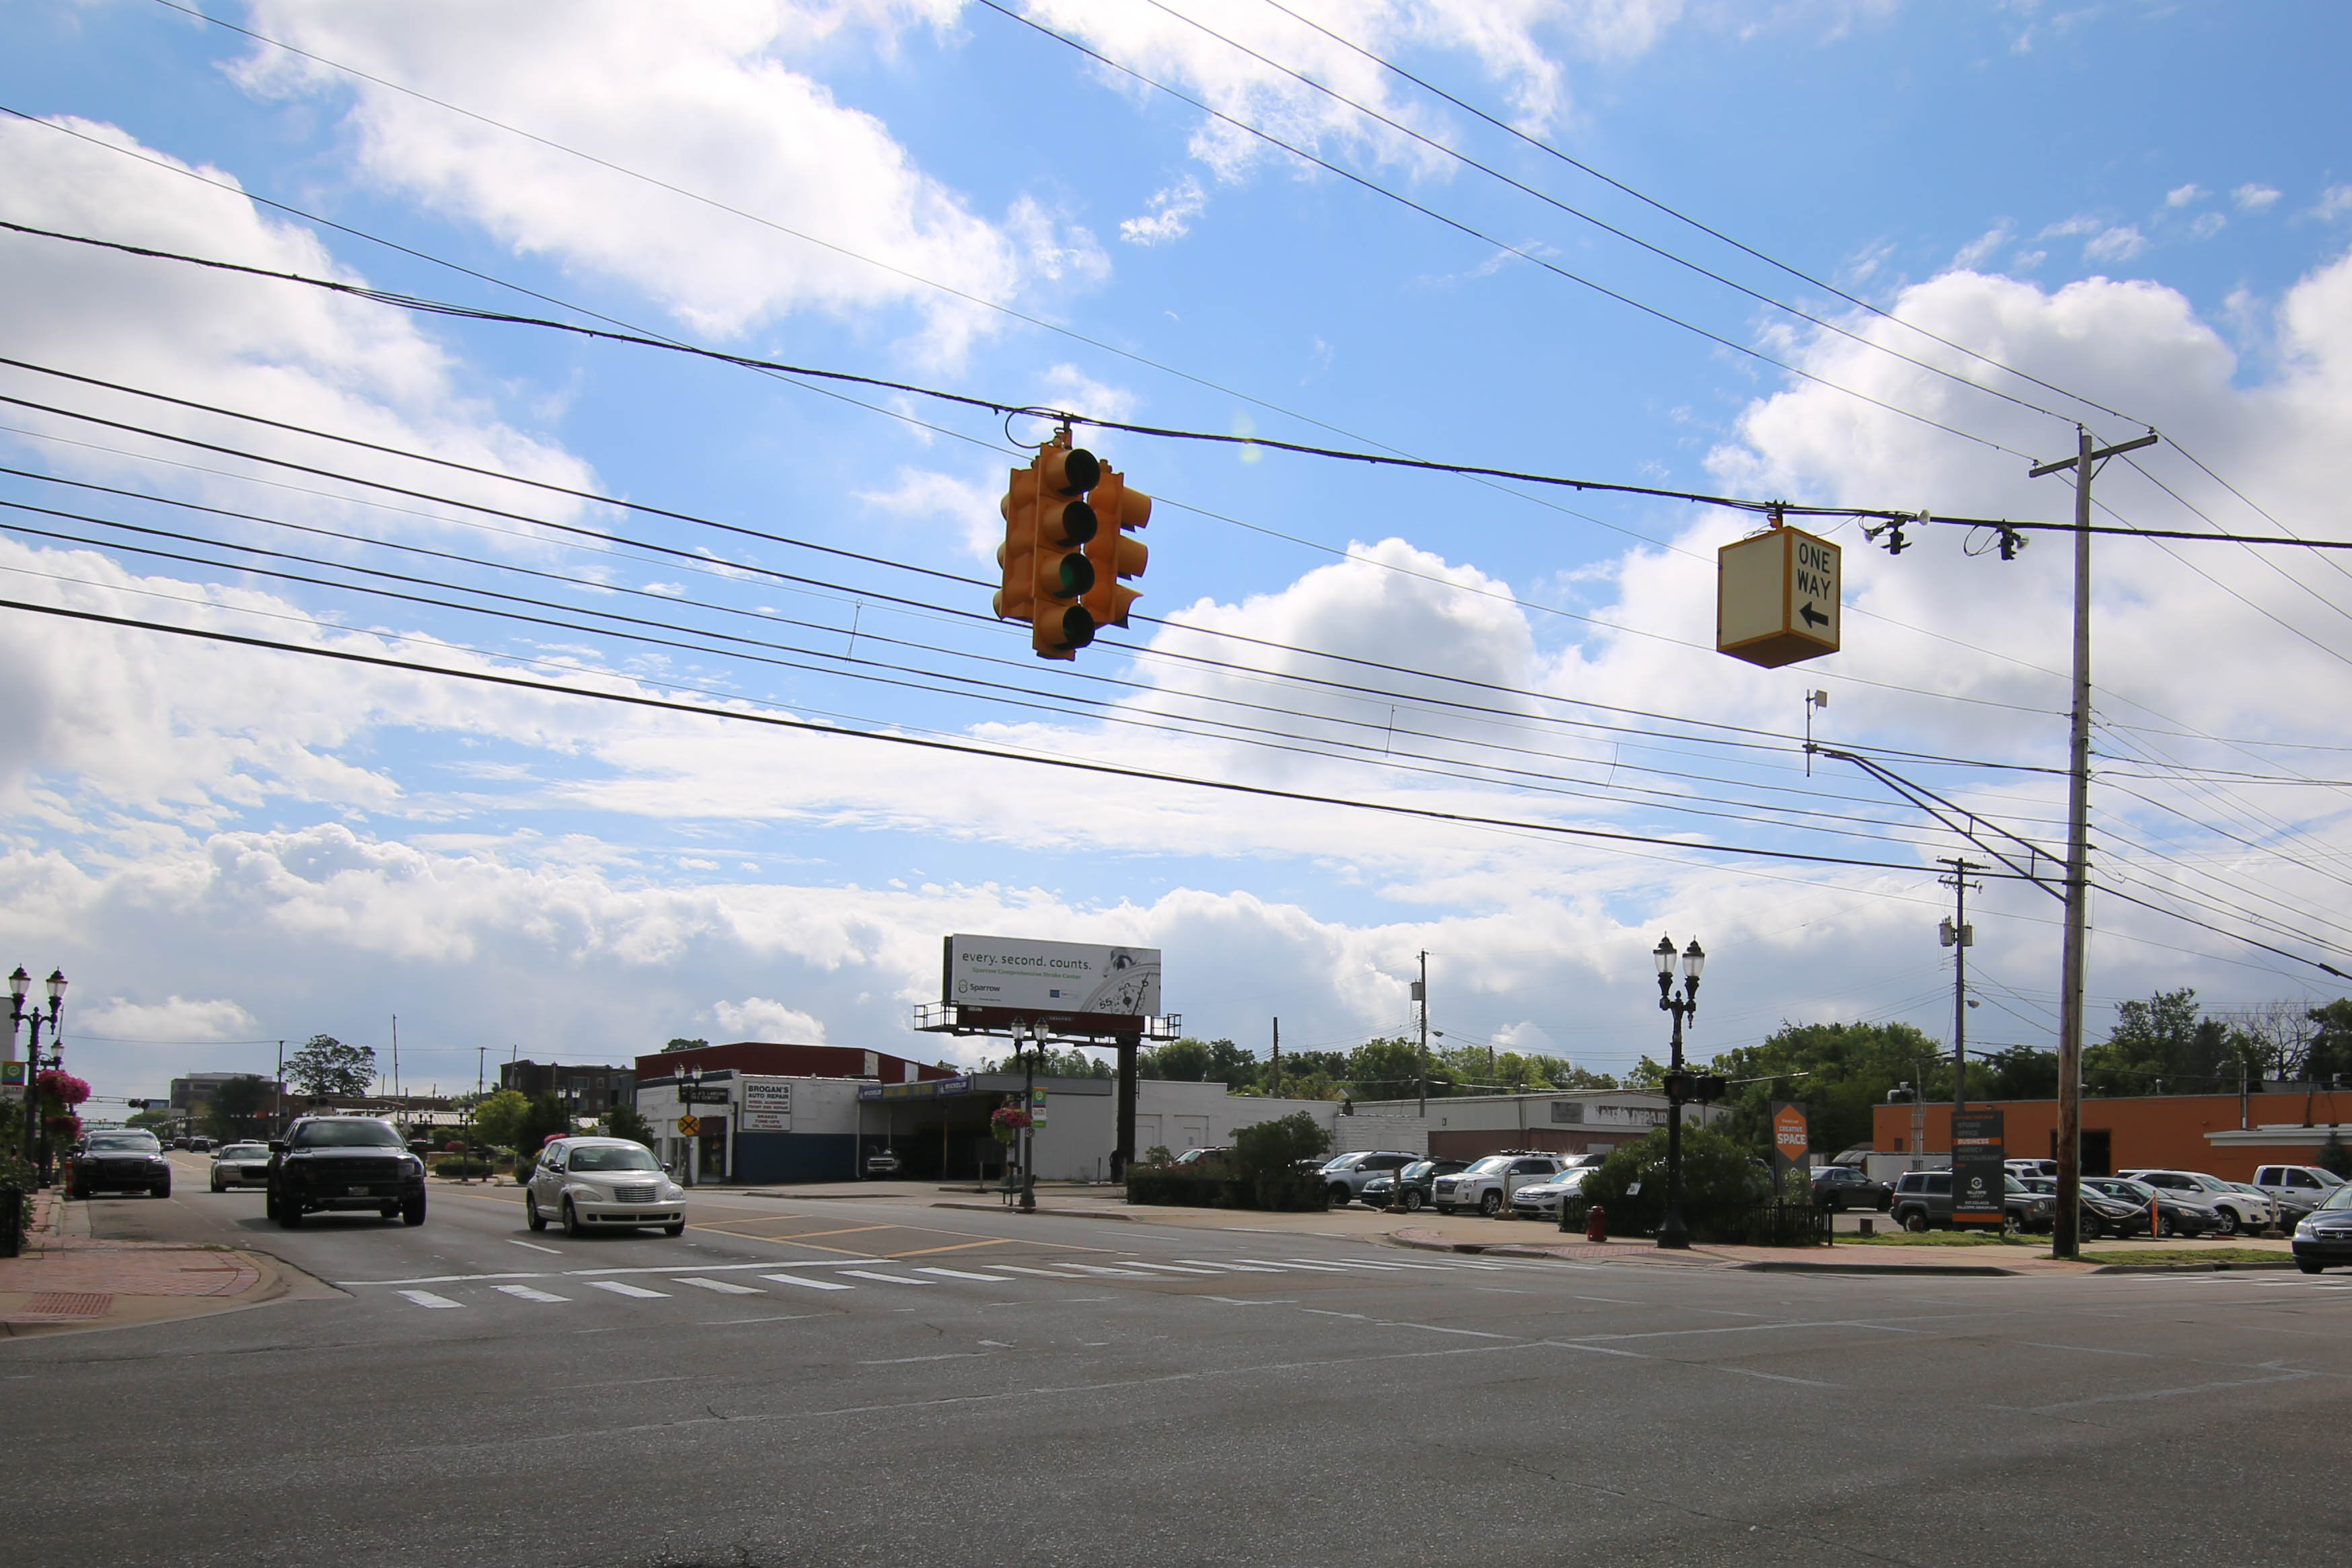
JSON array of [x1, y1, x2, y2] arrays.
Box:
[[396, 1290, 463, 1309], [991, 1265, 1087, 1279], [677, 1277, 766, 1295], [761, 1273, 854, 1292], [840, 1270, 932, 1285], [1175, 1259, 1284, 1273], [587, 1279, 670, 1299], [913, 1267, 1017, 1282], [1117, 1262, 1226, 1275], [342, 1271, 549, 1286], [1718, 1366, 1844, 1388], [1298, 1258, 1412, 1269], [493, 1285, 572, 1304], [507, 1240, 562, 1255], [1236, 1259, 1348, 1273], [857, 1353, 990, 1365], [1056, 1263, 1157, 1278]]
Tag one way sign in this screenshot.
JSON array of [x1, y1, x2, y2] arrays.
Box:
[[1718, 525, 1841, 668]]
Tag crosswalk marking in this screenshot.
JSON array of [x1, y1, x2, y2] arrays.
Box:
[[1120, 1262, 1226, 1275], [840, 1269, 931, 1285], [397, 1289, 463, 1309], [992, 1265, 1087, 1279], [587, 1279, 670, 1299], [1237, 1258, 1348, 1272], [1175, 1259, 1284, 1273], [677, 1277, 765, 1295], [761, 1272, 854, 1292], [492, 1285, 571, 1304], [914, 1267, 1016, 1282], [1058, 1263, 1159, 1278]]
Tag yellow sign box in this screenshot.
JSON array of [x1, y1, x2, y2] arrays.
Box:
[[1718, 525, 1840, 668], [676, 1114, 700, 1137]]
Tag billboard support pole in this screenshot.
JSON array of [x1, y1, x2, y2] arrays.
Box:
[[1113, 1031, 1138, 1182]]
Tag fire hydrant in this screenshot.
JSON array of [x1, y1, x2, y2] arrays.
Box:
[[1585, 1203, 1608, 1242]]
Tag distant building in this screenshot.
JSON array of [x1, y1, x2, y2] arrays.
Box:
[[1340, 1088, 1722, 1162], [169, 1072, 282, 1113], [501, 1058, 636, 1111]]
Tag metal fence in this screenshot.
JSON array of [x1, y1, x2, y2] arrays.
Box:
[[1737, 1201, 1833, 1247]]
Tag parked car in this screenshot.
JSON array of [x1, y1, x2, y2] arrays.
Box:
[[1509, 1167, 1591, 1220], [865, 1149, 902, 1177], [1433, 1152, 1570, 1217], [268, 1115, 428, 1227], [188, 1135, 213, 1154], [1312, 1152, 1420, 1206], [1888, 1169, 2053, 1232], [2082, 1176, 2221, 1237], [2005, 1158, 2059, 1180], [1359, 1158, 1468, 1212], [2290, 1182, 2352, 1273], [68, 1128, 172, 1199], [1810, 1166, 1893, 1211], [2253, 1164, 2344, 1216], [526, 1135, 687, 1237], [2016, 1175, 2145, 1240], [2119, 1169, 2267, 1235], [2221, 1181, 2282, 1230], [1168, 1146, 1230, 1168], [209, 1141, 273, 1191]]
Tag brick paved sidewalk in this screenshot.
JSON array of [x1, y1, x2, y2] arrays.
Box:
[[1, 1190, 270, 1333]]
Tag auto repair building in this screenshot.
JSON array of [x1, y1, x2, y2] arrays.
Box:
[[1871, 1086, 2352, 1181]]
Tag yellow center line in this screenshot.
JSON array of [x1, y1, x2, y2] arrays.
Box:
[[883, 1237, 1026, 1258]]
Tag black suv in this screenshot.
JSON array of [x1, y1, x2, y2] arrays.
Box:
[[69, 1128, 172, 1199], [269, 1116, 427, 1227]]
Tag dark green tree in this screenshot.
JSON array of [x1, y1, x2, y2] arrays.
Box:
[[1140, 1038, 1212, 1080], [516, 1092, 573, 1154], [2085, 988, 2251, 1095], [286, 1034, 377, 1098], [660, 1037, 708, 1054], [1701, 1019, 1940, 1156], [599, 1103, 655, 1145], [1346, 1037, 1457, 1099], [1971, 1046, 2060, 1101], [2320, 1130, 2352, 1181], [1229, 1111, 1331, 1201], [2303, 1000, 2352, 1084]]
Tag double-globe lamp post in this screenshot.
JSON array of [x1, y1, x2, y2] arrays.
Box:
[[1652, 936, 1704, 1250], [9, 967, 69, 1187]]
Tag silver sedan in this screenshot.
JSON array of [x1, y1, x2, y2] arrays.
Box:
[[210, 1141, 274, 1191]]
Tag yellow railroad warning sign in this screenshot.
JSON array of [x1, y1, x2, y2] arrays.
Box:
[[676, 1113, 700, 1137]]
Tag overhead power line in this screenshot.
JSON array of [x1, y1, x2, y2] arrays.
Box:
[[0, 593, 2026, 879]]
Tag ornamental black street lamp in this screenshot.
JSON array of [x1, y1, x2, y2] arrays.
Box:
[[1652, 936, 1703, 1250], [11, 968, 68, 1188]]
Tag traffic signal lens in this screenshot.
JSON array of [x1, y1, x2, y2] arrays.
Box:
[[1053, 554, 1095, 595], [1042, 446, 1100, 496], [1041, 498, 1097, 547]]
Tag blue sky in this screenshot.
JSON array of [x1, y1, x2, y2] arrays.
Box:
[[2, 0, 2350, 1107]]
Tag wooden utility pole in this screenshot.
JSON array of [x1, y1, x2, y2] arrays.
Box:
[[2030, 424, 2157, 1260], [1939, 858, 1983, 1111]]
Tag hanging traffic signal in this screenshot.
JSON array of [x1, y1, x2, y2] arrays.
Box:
[[1027, 439, 1101, 660], [992, 461, 1037, 626], [1080, 465, 1150, 632]]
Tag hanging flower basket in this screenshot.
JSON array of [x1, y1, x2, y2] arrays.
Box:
[[990, 1105, 1031, 1144], [35, 1070, 90, 1107]]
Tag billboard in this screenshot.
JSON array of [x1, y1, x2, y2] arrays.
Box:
[[942, 935, 1162, 1033], [1769, 1100, 1810, 1192], [1952, 1109, 2006, 1226]]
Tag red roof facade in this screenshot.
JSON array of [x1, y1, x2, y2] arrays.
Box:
[[634, 1041, 956, 1083]]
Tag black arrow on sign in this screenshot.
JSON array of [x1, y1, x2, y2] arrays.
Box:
[[1799, 603, 1829, 629]]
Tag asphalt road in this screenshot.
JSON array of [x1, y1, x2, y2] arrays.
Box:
[[5, 1153, 2347, 1567]]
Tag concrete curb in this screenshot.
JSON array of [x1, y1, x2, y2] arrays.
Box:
[[930, 1201, 1145, 1222], [2088, 1258, 2303, 1274], [1736, 1261, 2018, 1276]]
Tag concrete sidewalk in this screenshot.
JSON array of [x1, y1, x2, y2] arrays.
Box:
[[0, 1190, 324, 1337]]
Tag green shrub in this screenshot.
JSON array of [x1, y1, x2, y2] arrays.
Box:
[[1125, 1166, 1329, 1211], [1579, 1123, 1770, 1242], [1141, 1144, 1174, 1167], [432, 1158, 492, 1179]]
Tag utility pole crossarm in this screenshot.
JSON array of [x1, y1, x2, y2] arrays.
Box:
[[2026, 431, 2157, 480]]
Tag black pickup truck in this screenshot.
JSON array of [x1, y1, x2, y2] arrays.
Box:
[[268, 1115, 427, 1226]]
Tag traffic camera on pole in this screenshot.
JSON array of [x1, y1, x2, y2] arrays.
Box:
[[1080, 465, 1151, 632]]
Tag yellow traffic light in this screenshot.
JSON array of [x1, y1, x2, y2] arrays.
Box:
[[1027, 440, 1100, 661], [1081, 466, 1150, 631], [992, 461, 1037, 624]]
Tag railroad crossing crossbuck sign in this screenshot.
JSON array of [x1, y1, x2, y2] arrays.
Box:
[[1718, 524, 1841, 668], [675, 1113, 700, 1137]]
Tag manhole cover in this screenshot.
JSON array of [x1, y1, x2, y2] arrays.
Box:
[[24, 1292, 112, 1318]]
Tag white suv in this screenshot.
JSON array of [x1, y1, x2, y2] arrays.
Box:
[[2120, 1169, 2268, 1234], [1434, 1152, 1568, 1217], [525, 1136, 688, 1238]]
